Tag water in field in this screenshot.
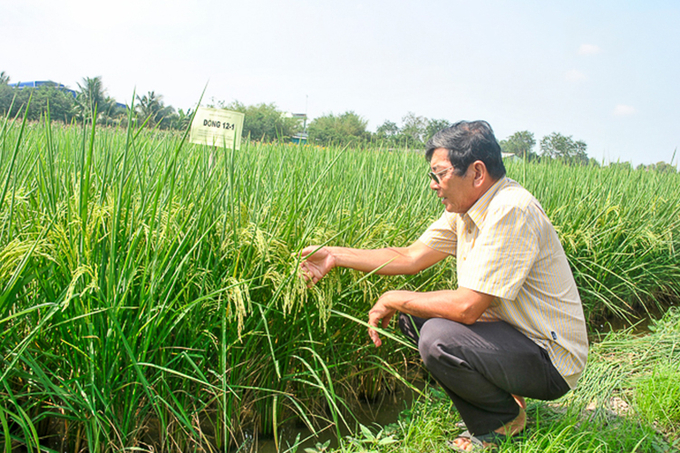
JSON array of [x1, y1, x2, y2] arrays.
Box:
[[591, 303, 670, 337], [256, 381, 426, 453]]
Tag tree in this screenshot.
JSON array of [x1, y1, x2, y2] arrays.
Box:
[[375, 120, 405, 147], [647, 161, 677, 174], [221, 101, 301, 142], [76, 76, 108, 118], [31, 86, 76, 123], [400, 112, 428, 146], [375, 120, 399, 139], [376, 115, 450, 148], [0, 71, 9, 85], [172, 108, 193, 131], [500, 131, 537, 161], [308, 111, 369, 146], [101, 97, 126, 126], [608, 161, 633, 172], [136, 91, 174, 128], [540, 132, 588, 165], [0, 83, 76, 123], [0, 83, 16, 116], [426, 119, 451, 142], [74, 76, 123, 125]]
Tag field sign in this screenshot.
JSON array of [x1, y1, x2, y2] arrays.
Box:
[[190, 107, 245, 149]]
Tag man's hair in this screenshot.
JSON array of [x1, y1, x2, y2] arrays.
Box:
[[425, 120, 506, 179]]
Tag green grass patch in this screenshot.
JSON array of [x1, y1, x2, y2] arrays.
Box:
[[634, 358, 680, 436]]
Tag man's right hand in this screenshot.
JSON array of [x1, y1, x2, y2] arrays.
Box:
[[298, 240, 447, 287], [299, 246, 336, 286]]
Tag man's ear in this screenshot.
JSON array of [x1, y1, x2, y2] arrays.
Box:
[[471, 160, 488, 187]]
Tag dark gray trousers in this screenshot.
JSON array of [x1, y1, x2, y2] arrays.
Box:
[[398, 314, 570, 436]]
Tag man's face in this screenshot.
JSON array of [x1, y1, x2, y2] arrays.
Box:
[[429, 148, 477, 214]]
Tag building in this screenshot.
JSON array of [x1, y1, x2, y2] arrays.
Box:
[[289, 113, 308, 144], [9, 80, 78, 98]]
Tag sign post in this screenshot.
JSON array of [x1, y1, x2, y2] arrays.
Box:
[[189, 107, 245, 149]]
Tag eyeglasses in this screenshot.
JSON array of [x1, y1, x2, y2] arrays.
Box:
[[428, 166, 453, 184]]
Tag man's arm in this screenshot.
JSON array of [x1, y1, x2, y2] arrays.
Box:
[[299, 240, 449, 286], [367, 287, 495, 346]]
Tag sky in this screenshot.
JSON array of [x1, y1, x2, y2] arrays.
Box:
[[2, 0, 679, 166]]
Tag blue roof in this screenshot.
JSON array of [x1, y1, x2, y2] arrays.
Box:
[[12, 80, 63, 88], [9, 80, 77, 98]]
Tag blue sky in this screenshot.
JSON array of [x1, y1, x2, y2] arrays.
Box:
[[2, 0, 679, 166]]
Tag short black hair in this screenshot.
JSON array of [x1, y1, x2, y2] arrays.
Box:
[[425, 120, 506, 180]]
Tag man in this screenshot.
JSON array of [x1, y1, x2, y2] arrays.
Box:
[[300, 120, 588, 451]]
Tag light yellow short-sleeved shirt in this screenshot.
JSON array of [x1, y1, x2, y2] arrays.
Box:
[[419, 177, 588, 388]]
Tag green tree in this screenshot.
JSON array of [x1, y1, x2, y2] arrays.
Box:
[[0, 83, 75, 123], [222, 101, 301, 142], [608, 161, 633, 171], [400, 112, 428, 146], [172, 108, 193, 131], [375, 120, 407, 147], [0, 71, 9, 85], [0, 82, 16, 116], [648, 161, 678, 174], [74, 76, 111, 119], [376, 120, 399, 140], [308, 111, 369, 146], [540, 132, 588, 165], [376, 115, 450, 148], [136, 91, 174, 128], [501, 131, 537, 161], [31, 86, 76, 123], [102, 99, 126, 127], [426, 118, 451, 142]]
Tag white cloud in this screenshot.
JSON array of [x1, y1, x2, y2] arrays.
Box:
[[565, 69, 587, 82], [578, 44, 602, 55], [613, 104, 636, 116]]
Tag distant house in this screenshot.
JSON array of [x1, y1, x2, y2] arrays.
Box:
[[10, 80, 78, 98], [291, 132, 308, 144], [502, 152, 521, 162], [288, 112, 308, 144]]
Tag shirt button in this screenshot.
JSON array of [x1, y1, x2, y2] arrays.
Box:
[[467, 229, 472, 234]]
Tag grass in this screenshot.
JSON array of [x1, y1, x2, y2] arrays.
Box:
[[634, 362, 680, 436], [0, 111, 679, 451], [315, 308, 680, 453]]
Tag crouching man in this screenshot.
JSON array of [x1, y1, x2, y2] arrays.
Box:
[[300, 120, 588, 451]]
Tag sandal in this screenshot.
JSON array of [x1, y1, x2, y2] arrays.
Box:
[[446, 430, 522, 452]]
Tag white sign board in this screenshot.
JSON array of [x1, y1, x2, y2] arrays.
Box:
[[190, 107, 245, 149]]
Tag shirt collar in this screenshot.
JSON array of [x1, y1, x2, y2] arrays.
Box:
[[464, 176, 509, 229]]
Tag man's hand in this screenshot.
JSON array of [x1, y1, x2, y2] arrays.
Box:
[[366, 288, 495, 346], [368, 292, 399, 347], [299, 246, 336, 286]]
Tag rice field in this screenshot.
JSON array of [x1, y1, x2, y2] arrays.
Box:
[[1, 113, 679, 452]]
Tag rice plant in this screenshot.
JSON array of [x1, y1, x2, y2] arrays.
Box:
[[1, 112, 679, 451]]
